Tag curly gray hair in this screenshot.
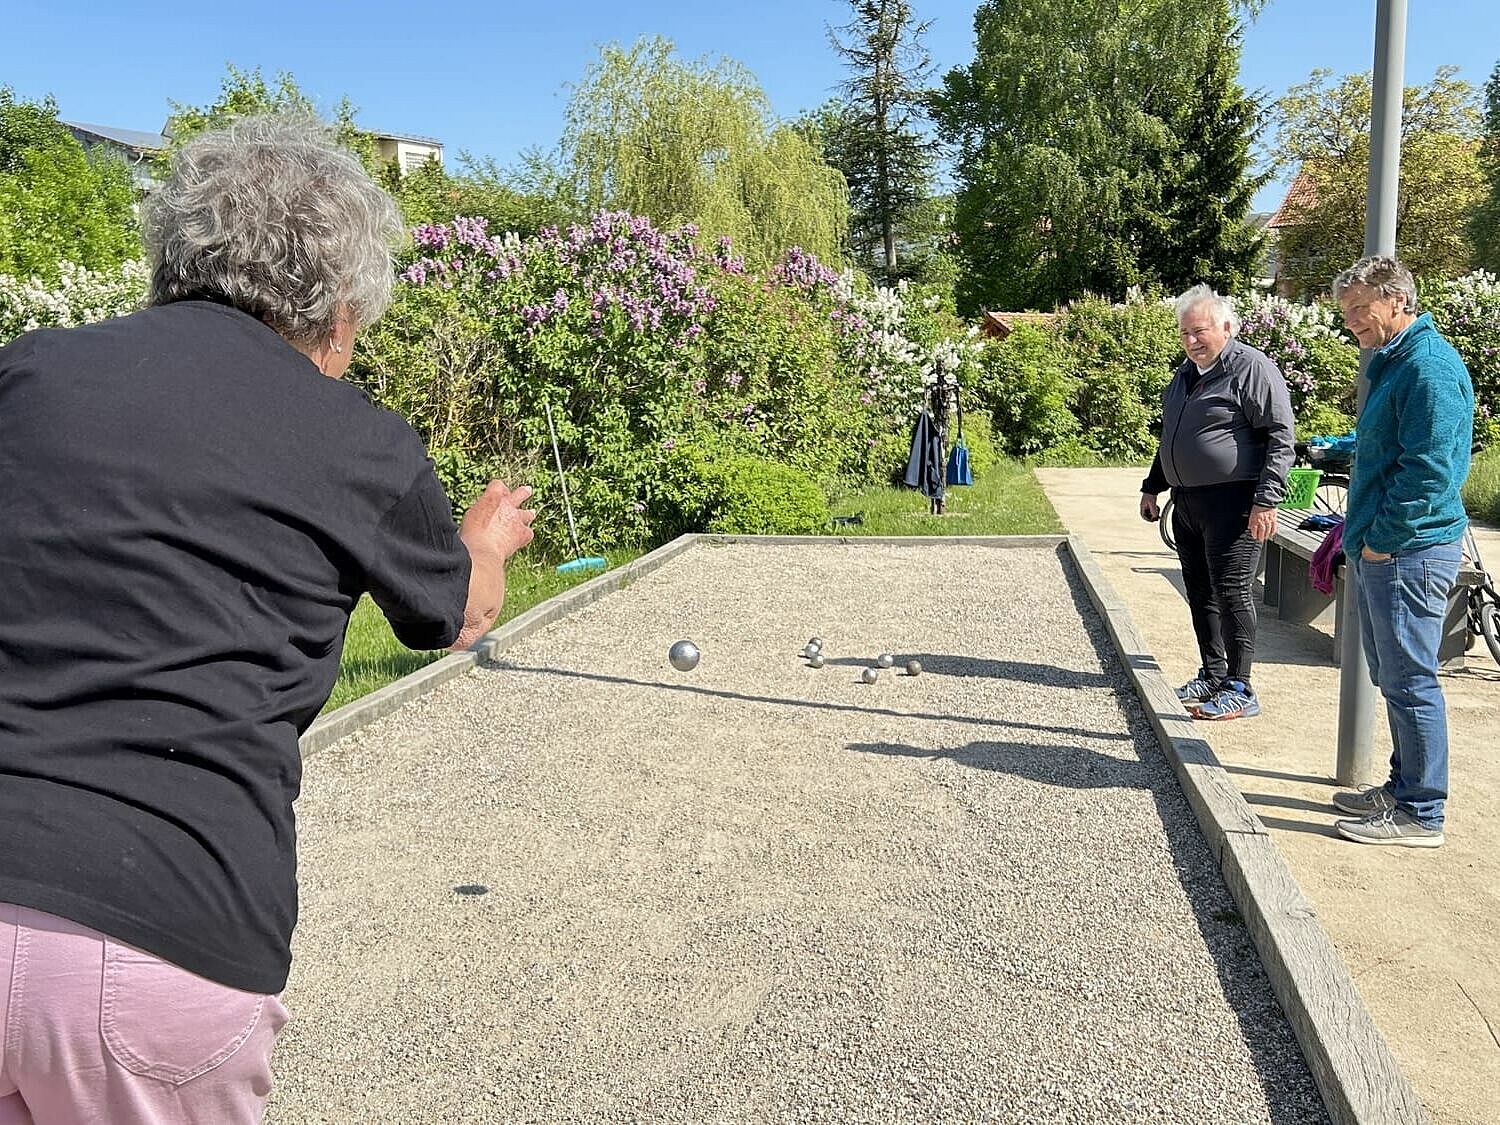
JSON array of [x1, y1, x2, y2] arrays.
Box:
[[1331, 255, 1418, 313], [1173, 283, 1240, 335], [144, 115, 402, 346]]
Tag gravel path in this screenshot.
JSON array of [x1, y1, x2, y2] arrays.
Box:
[[269, 543, 1327, 1124]]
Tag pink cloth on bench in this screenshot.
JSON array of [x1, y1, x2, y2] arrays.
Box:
[[1309, 522, 1346, 595]]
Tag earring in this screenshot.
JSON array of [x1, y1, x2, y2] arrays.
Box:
[[332, 343, 343, 354]]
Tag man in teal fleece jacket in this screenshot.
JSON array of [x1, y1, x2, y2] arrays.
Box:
[[1331, 255, 1473, 849]]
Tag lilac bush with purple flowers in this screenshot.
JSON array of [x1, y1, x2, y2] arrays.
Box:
[[1233, 292, 1357, 421], [356, 211, 975, 553]]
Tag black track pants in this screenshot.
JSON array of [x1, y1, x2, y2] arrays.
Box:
[[1171, 482, 1264, 685]]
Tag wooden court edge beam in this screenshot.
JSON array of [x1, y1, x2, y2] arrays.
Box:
[[301, 531, 1427, 1124], [1064, 533, 1429, 1125]]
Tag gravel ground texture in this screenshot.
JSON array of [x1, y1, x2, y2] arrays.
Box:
[[268, 542, 1328, 1125]]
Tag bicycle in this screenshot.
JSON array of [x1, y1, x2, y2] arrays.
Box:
[[1156, 440, 1350, 552], [1459, 443, 1500, 666]]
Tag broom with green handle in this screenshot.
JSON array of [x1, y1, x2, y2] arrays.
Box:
[[543, 400, 608, 575]]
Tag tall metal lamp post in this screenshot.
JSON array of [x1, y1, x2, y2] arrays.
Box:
[[1335, 0, 1408, 783]]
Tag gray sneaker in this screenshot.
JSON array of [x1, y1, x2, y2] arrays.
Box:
[[1331, 786, 1396, 816], [1335, 808, 1444, 849], [1176, 670, 1218, 706]]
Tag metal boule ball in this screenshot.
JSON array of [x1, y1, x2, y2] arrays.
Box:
[[861, 667, 879, 684], [668, 640, 700, 672], [877, 652, 895, 669], [809, 636, 823, 649], [803, 643, 821, 659], [808, 653, 825, 669], [905, 659, 923, 676]]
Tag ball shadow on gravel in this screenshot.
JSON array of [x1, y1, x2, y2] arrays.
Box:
[[819, 654, 1109, 688], [493, 661, 1135, 746], [847, 739, 1149, 790]]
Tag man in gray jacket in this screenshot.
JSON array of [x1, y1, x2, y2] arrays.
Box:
[[1141, 285, 1295, 720]]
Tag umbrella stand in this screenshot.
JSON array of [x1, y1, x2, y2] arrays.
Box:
[[543, 400, 607, 575]]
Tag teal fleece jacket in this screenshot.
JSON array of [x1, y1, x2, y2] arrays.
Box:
[[1343, 313, 1473, 558]]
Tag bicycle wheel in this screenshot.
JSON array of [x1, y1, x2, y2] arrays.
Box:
[[1158, 495, 1176, 551], [1480, 592, 1500, 667], [1313, 476, 1349, 515]]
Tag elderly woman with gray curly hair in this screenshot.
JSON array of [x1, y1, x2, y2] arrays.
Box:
[[0, 116, 533, 1123]]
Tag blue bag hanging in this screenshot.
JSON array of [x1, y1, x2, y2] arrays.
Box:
[[945, 387, 974, 486]]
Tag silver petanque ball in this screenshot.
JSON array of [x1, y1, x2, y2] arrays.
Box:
[[905, 659, 923, 676], [861, 667, 879, 684], [668, 640, 701, 672], [877, 652, 895, 669], [803, 643, 821, 659], [809, 636, 824, 649], [808, 653, 825, 669]]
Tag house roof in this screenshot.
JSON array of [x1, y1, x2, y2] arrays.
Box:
[[1267, 168, 1319, 229], [374, 130, 443, 147], [63, 121, 169, 153], [979, 310, 1059, 339]]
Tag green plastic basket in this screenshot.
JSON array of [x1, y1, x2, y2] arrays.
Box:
[[1281, 467, 1322, 509]]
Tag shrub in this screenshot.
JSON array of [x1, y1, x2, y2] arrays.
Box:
[[1074, 361, 1163, 460], [704, 456, 830, 534], [1302, 333, 1360, 416], [429, 446, 514, 513], [953, 406, 999, 479], [1425, 271, 1500, 448], [1030, 437, 1111, 467], [863, 428, 912, 485], [1056, 296, 1179, 460], [0, 89, 141, 282], [1296, 403, 1357, 442], [656, 439, 828, 535], [1235, 292, 1358, 423], [361, 214, 985, 551], [975, 323, 1081, 456], [0, 258, 148, 342]]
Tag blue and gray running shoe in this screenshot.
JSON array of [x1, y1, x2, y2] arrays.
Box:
[[1193, 680, 1260, 721]]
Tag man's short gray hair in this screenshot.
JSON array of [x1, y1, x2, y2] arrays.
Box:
[[1173, 283, 1240, 335], [144, 115, 403, 346], [1331, 255, 1418, 313]]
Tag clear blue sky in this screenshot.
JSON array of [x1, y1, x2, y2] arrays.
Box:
[[3, 0, 1495, 214]]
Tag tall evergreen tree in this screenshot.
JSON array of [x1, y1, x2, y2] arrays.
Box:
[[929, 0, 1263, 312], [827, 0, 937, 280], [1140, 10, 1265, 293]]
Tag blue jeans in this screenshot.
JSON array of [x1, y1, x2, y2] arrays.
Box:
[[1351, 542, 1462, 827]]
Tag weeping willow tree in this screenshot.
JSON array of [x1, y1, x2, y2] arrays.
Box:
[[558, 37, 849, 269]]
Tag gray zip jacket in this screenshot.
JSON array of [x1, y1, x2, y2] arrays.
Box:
[[1141, 337, 1295, 507]]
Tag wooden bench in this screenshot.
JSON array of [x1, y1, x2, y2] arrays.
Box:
[[1262, 509, 1484, 669]]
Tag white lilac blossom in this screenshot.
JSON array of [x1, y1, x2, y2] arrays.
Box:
[[0, 259, 149, 341]]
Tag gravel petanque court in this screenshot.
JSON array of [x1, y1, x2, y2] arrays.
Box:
[[269, 542, 1327, 1125]]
